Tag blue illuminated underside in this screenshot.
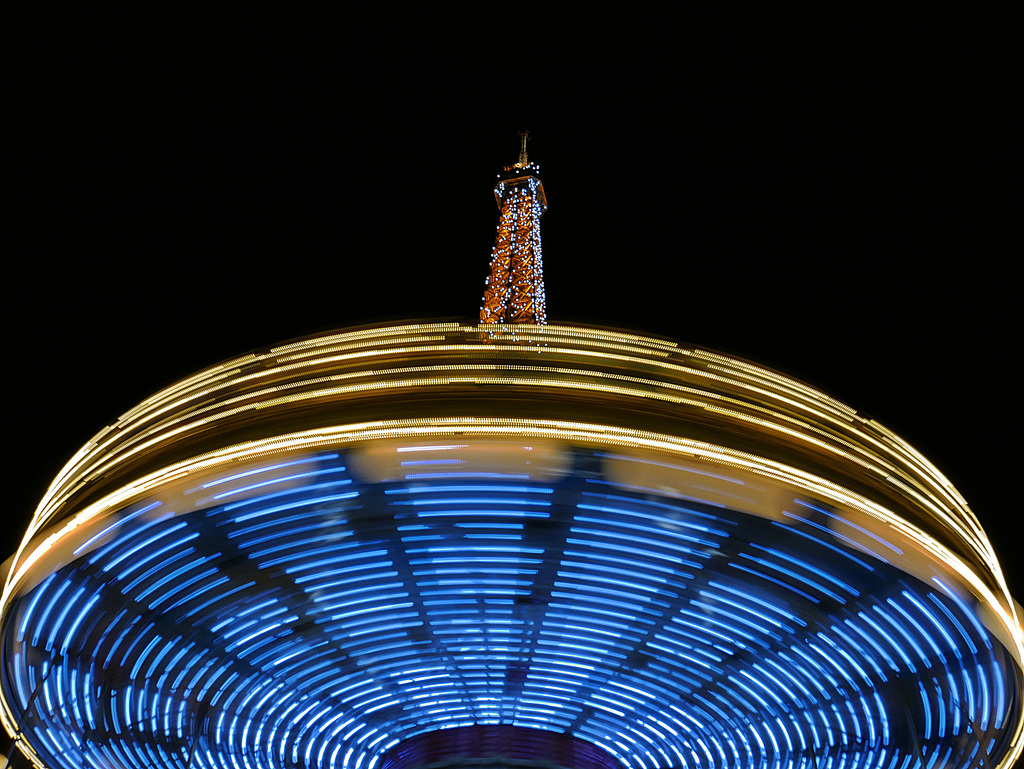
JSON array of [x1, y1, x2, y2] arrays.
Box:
[[3, 449, 1018, 769]]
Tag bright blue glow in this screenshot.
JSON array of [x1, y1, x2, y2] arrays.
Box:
[[74, 500, 162, 557], [884, 598, 942, 667], [2, 449, 1018, 769], [210, 466, 349, 501], [98, 514, 180, 573]]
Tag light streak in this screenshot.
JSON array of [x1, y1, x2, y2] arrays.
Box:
[[1, 323, 1020, 769]]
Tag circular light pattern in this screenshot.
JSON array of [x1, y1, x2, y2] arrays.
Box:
[[2, 323, 1021, 769]]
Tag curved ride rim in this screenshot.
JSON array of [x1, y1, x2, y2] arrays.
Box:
[[3, 322, 1022, 768], [9, 322, 1014, 610]]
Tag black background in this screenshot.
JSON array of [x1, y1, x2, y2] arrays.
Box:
[[9, 45, 1019, 614]]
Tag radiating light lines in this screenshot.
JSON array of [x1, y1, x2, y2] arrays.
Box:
[[2, 323, 1022, 768], [2, 444, 1021, 768]]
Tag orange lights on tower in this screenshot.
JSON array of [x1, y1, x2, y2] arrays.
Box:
[[480, 131, 548, 325]]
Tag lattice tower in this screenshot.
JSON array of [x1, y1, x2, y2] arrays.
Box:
[[480, 134, 548, 325]]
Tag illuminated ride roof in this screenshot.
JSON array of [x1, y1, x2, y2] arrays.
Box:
[[2, 322, 1021, 769]]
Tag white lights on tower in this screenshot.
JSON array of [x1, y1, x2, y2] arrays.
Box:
[[480, 158, 548, 326]]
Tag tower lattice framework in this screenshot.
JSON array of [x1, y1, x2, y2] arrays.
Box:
[[480, 133, 548, 325]]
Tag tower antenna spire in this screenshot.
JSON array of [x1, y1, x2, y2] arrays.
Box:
[[517, 130, 530, 167], [480, 134, 548, 325]]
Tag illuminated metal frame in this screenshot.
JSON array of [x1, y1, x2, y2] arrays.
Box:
[[2, 323, 1021, 769], [479, 161, 548, 325]]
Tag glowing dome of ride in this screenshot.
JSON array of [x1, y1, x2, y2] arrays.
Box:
[[1, 322, 1022, 769]]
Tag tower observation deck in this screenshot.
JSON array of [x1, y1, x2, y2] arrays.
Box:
[[1, 145, 1022, 769]]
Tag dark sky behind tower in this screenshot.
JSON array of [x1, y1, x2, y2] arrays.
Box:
[[9, 46, 1019, 603]]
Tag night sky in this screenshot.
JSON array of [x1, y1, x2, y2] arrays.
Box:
[[10, 49, 1019, 606]]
